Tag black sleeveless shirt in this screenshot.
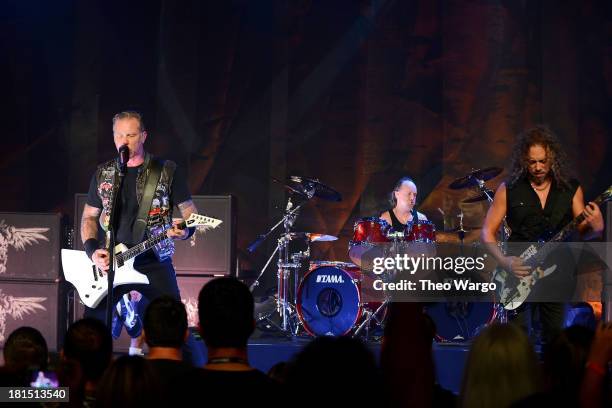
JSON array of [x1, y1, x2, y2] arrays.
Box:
[[388, 209, 406, 232], [506, 176, 578, 242]]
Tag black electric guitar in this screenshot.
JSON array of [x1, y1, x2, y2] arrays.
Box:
[[492, 185, 612, 310]]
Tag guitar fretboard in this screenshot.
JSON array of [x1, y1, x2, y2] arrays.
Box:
[[116, 221, 186, 264], [525, 193, 607, 267]]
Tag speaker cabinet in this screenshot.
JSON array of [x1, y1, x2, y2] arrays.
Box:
[[0, 280, 68, 352], [172, 196, 236, 276], [0, 212, 64, 281]]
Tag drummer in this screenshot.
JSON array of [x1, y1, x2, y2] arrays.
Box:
[[380, 177, 428, 232]]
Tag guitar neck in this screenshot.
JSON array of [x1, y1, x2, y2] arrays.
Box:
[[118, 221, 186, 263], [549, 194, 605, 243], [525, 193, 605, 267]]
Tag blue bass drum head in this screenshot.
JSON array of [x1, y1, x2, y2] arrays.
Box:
[[297, 265, 361, 336]]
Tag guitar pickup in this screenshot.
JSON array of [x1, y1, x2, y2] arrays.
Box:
[[92, 265, 98, 281]]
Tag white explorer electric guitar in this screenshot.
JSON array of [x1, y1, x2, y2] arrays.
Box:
[[62, 213, 222, 308]]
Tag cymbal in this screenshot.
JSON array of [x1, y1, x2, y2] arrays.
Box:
[[462, 189, 495, 203], [287, 232, 338, 242], [448, 167, 503, 190], [288, 176, 342, 202], [271, 177, 310, 200], [307, 233, 338, 242]]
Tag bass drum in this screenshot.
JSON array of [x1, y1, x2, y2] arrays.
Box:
[[424, 302, 496, 342], [297, 262, 362, 336]]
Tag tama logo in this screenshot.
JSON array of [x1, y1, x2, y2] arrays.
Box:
[[316, 275, 344, 283]]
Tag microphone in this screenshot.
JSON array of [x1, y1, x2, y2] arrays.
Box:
[[118, 145, 129, 175]]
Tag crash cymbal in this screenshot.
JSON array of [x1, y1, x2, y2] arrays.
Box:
[[271, 177, 310, 200], [448, 167, 503, 190], [288, 176, 342, 202], [462, 189, 495, 203], [286, 232, 338, 242], [307, 233, 338, 242]]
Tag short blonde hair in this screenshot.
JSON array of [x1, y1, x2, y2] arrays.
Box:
[[112, 111, 145, 132]]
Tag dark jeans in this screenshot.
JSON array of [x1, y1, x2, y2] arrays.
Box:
[[510, 302, 567, 344], [83, 258, 205, 366]]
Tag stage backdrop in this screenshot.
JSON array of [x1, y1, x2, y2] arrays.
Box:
[[0, 0, 610, 294]]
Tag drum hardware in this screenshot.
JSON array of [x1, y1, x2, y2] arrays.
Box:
[[247, 176, 342, 336], [449, 168, 511, 327], [353, 300, 389, 339], [449, 167, 510, 243]]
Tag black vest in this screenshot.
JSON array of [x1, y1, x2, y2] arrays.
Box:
[[506, 177, 578, 242]]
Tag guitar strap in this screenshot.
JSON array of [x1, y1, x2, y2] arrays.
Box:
[[132, 158, 163, 244]]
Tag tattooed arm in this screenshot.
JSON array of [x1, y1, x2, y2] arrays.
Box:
[[81, 204, 110, 272], [167, 199, 199, 240]]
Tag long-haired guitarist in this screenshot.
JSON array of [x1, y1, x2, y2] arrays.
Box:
[[481, 125, 604, 343], [80, 110, 203, 364]]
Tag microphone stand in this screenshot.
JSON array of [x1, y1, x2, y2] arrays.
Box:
[[471, 174, 509, 324], [105, 160, 126, 329]]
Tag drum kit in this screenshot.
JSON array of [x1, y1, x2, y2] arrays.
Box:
[[248, 168, 508, 342]]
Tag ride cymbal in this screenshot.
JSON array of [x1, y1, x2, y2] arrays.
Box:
[[448, 167, 502, 190], [288, 176, 342, 202]]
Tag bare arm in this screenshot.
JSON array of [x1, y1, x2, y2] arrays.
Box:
[[177, 199, 198, 220], [380, 211, 392, 224], [572, 186, 604, 240], [80, 204, 110, 272], [480, 183, 529, 277], [80, 204, 102, 243], [480, 183, 507, 251]]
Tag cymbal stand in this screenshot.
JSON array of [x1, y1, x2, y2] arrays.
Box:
[[248, 196, 307, 292], [471, 175, 509, 324], [353, 299, 389, 339], [470, 175, 510, 243], [248, 191, 312, 335]]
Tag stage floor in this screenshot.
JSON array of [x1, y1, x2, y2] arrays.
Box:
[[195, 333, 472, 394]]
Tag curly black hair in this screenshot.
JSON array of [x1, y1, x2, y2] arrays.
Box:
[[507, 125, 573, 190]]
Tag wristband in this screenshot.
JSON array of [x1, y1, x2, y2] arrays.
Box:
[[84, 238, 100, 260], [586, 361, 606, 377]]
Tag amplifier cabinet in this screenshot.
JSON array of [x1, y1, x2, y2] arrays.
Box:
[[0, 280, 68, 352], [0, 212, 64, 281]]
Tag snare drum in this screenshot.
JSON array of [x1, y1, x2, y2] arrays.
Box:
[[348, 217, 391, 266]]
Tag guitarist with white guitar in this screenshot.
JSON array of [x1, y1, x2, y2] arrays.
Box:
[[71, 111, 216, 366], [481, 125, 604, 344]]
